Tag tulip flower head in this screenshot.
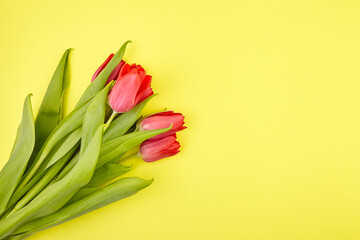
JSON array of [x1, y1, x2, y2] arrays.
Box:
[[139, 111, 186, 140], [139, 134, 181, 162], [91, 53, 125, 85], [108, 63, 153, 113]]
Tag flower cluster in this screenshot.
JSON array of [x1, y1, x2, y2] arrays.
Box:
[[139, 111, 186, 162], [92, 54, 186, 162], [0, 42, 186, 239]]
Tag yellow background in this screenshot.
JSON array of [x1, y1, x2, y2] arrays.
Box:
[[0, 0, 360, 239]]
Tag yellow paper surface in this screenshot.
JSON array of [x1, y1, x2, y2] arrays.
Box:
[[0, 0, 360, 239]]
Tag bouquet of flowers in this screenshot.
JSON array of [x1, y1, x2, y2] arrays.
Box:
[[0, 41, 186, 239]]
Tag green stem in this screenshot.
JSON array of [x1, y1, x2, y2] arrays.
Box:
[[104, 111, 117, 132]]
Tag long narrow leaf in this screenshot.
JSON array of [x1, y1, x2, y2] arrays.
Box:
[[80, 84, 110, 156], [5, 127, 82, 213], [3, 233, 30, 240], [5, 142, 79, 214], [17, 99, 92, 191], [97, 126, 171, 168], [13, 178, 153, 236], [12, 127, 82, 207], [11, 144, 79, 212], [67, 163, 132, 204], [31, 49, 71, 165], [0, 95, 35, 215], [42, 128, 82, 170], [85, 163, 131, 188], [0, 126, 104, 238]]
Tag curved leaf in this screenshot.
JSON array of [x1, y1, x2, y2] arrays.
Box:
[[85, 163, 131, 188], [0, 95, 35, 215], [13, 178, 153, 236], [17, 99, 92, 191], [80, 84, 110, 156], [11, 144, 79, 212], [0, 126, 104, 238], [43, 128, 82, 170], [31, 49, 71, 164], [67, 163, 132, 204], [97, 126, 171, 168], [6, 128, 81, 212]]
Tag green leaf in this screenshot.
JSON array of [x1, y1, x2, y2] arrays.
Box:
[[85, 163, 131, 188], [65, 188, 98, 205], [3, 233, 30, 240], [103, 95, 155, 142], [42, 128, 82, 170], [56, 86, 111, 181], [6, 128, 81, 212], [17, 99, 92, 191], [0, 126, 104, 238], [54, 153, 79, 181], [6, 142, 79, 213], [0, 95, 35, 216], [31, 49, 71, 163], [96, 126, 171, 168], [67, 163, 131, 204], [11, 144, 79, 212], [58, 127, 170, 180], [13, 178, 153, 236], [76, 41, 131, 108], [80, 84, 110, 156]]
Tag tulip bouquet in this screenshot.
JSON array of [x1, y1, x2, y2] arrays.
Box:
[[0, 41, 186, 239]]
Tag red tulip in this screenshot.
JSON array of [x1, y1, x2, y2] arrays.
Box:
[[91, 53, 125, 85], [139, 111, 186, 140], [139, 134, 180, 162], [108, 63, 153, 113]]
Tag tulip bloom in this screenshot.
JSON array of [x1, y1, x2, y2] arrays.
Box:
[[108, 63, 153, 113], [139, 134, 180, 162], [139, 111, 186, 140], [91, 54, 125, 85]]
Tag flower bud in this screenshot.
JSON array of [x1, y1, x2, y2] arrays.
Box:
[[139, 111, 186, 140], [139, 134, 180, 162], [108, 63, 153, 113]]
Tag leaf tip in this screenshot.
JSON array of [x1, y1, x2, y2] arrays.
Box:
[[146, 178, 154, 186]]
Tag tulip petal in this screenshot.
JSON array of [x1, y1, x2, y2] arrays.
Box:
[[136, 75, 153, 103], [119, 63, 131, 76], [106, 60, 125, 84], [140, 135, 177, 156], [143, 150, 180, 162], [109, 72, 141, 113], [137, 88, 154, 103]]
